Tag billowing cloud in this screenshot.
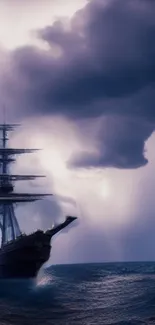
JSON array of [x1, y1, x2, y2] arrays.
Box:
[[69, 116, 154, 169], [1, 0, 155, 170], [0, 0, 87, 49], [5, 0, 155, 112], [37, 0, 155, 106]]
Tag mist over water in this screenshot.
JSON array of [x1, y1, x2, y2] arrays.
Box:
[[0, 263, 155, 325]]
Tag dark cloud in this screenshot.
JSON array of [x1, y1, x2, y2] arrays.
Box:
[[2, 0, 155, 168], [69, 116, 154, 169], [38, 0, 155, 108], [34, 0, 155, 107], [6, 0, 155, 114]]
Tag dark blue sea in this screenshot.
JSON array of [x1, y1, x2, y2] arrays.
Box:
[[0, 263, 155, 325]]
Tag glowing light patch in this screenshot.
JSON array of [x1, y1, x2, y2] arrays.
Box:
[[100, 179, 111, 199], [39, 147, 68, 179]]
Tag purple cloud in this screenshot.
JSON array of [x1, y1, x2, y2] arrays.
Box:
[[2, 0, 155, 169]]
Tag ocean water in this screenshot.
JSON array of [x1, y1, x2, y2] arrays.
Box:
[[0, 263, 155, 324]]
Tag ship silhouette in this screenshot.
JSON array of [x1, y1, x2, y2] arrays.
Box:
[[0, 123, 77, 278]]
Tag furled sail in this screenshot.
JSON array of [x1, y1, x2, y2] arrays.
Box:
[[0, 123, 52, 246]]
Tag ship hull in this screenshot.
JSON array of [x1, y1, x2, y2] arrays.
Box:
[[0, 231, 51, 279]]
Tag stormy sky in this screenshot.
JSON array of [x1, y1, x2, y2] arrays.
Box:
[[0, 0, 155, 264]]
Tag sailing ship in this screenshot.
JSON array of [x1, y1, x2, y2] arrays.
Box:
[[0, 123, 77, 278]]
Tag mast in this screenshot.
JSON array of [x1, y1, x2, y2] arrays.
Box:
[[0, 123, 51, 247]]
